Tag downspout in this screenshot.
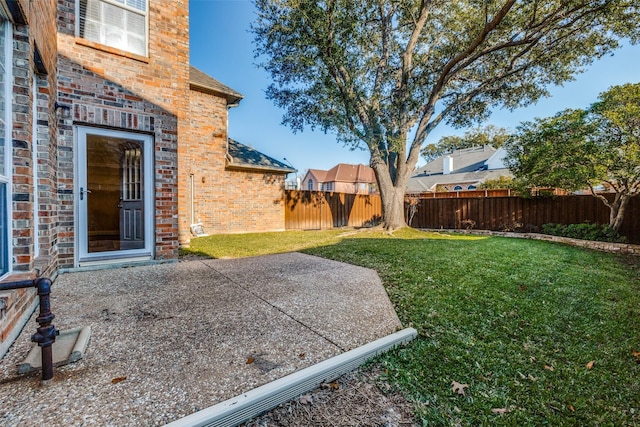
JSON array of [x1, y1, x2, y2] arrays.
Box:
[[189, 174, 194, 225]]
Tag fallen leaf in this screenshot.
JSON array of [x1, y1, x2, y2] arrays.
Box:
[[530, 356, 537, 363], [568, 405, 575, 412], [491, 407, 509, 415], [451, 381, 469, 396], [544, 365, 554, 371], [321, 381, 340, 390], [111, 376, 126, 384], [528, 374, 538, 381], [298, 394, 312, 405], [298, 353, 306, 359], [246, 357, 255, 365], [632, 349, 640, 361], [586, 360, 595, 370]]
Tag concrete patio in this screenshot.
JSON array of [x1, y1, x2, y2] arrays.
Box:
[[0, 252, 404, 426]]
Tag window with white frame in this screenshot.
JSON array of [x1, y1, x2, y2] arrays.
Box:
[[307, 179, 313, 191], [0, 14, 11, 278], [321, 182, 333, 192], [77, 0, 148, 56]]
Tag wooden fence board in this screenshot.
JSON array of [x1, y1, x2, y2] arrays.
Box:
[[285, 191, 382, 230], [285, 191, 639, 243]]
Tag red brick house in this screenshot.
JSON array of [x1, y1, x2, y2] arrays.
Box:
[[0, 0, 293, 357], [302, 163, 377, 194]]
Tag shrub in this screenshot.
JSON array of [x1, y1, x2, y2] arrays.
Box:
[[461, 219, 476, 230], [541, 223, 627, 243], [501, 221, 524, 232]]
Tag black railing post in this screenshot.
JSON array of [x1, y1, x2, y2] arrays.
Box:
[[0, 277, 57, 382], [31, 278, 57, 382]]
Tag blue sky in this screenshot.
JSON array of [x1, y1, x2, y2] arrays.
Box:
[[190, 0, 640, 176]]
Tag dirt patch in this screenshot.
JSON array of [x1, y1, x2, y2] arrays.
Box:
[[242, 368, 415, 427], [178, 251, 214, 262]]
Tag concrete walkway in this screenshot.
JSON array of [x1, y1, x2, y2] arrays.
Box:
[[0, 253, 402, 426]]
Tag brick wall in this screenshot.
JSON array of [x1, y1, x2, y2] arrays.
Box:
[[0, 0, 59, 358], [55, 0, 190, 265], [179, 89, 287, 244]]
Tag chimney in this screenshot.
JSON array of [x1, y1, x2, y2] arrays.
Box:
[[443, 156, 453, 175]]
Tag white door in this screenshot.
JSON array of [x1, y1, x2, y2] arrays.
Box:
[[77, 126, 153, 263]]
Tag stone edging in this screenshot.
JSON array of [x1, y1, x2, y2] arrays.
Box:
[[420, 229, 640, 256]]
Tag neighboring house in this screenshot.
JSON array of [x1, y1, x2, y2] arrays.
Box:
[[0, 0, 293, 357], [302, 163, 377, 194], [407, 146, 513, 194]]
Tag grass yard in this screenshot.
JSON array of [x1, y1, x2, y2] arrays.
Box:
[[183, 228, 640, 426]]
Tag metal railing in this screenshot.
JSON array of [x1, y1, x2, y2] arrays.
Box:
[[0, 278, 57, 382]]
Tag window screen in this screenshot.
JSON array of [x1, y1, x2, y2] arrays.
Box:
[[78, 0, 147, 56]]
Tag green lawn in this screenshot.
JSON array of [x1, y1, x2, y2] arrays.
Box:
[[183, 228, 640, 426]]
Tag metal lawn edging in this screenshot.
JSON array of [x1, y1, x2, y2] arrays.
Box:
[[164, 327, 417, 427]]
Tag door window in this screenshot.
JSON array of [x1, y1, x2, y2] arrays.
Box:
[[77, 127, 152, 261]]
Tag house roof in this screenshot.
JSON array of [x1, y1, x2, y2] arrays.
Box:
[[406, 169, 512, 193], [226, 138, 296, 174], [189, 65, 243, 106], [407, 146, 512, 193], [303, 164, 376, 184], [324, 163, 376, 183], [415, 145, 497, 176], [305, 169, 329, 182]]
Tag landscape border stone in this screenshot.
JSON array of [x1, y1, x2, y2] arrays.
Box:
[[420, 229, 640, 256]]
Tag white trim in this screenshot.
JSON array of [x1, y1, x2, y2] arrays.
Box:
[[0, 17, 13, 278], [165, 328, 417, 427], [32, 74, 39, 257], [75, 0, 149, 57], [75, 126, 154, 266]]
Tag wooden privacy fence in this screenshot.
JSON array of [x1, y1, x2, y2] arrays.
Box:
[[409, 194, 639, 242], [285, 190, 382, 230], [285, 190, 640, 243]]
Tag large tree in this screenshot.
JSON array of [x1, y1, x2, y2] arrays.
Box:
[[505, 83, 640, 231], [252, 0, 639, 230]]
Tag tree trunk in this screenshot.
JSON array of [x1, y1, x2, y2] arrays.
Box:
[[379, 183, 407, 231], [373, 159, 413, 231], [609, 194, 630, 232]]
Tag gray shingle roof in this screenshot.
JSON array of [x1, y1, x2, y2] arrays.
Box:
[[416, 146, 497, 175], [407, 146, 512, 192], [226, 138, 296, 174], [406, 169, 512, 193], [189, 65, 243, 105]]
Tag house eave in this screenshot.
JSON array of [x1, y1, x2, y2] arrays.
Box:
[[225, 160, 296, 175], [189, 83, 244, 106]]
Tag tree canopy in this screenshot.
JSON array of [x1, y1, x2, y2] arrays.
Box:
[[421, 125, 510, 162], [252, 0, 640, 230], [504, 82, 640, 231]]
